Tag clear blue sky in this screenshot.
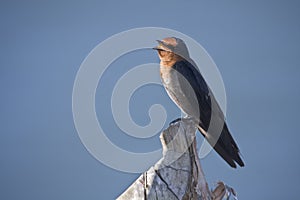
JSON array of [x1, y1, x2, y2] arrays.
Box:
[[1, 1, 300, 199]]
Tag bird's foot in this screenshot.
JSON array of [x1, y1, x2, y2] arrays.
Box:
[[183, 116, 193, 120], [169, 118, 182, 125], [182, 116, 199, 124]]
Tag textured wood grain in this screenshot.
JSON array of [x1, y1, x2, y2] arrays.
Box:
[[117, 119, 237, 200]]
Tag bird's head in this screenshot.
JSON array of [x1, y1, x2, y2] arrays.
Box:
[[153, 37, 190, 64]]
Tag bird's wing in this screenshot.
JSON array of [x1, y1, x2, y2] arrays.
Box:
[[173, 60, 244, 168], [172, 60, 215, 129]]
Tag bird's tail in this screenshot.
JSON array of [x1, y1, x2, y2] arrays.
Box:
[[198, 123, 244, 168]]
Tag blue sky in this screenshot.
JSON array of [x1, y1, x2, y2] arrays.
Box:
[[1, 1, 300, 199]]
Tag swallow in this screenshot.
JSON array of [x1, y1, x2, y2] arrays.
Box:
[[154, 37, 244, 168]]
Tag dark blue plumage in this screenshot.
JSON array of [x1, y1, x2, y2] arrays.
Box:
[[155, 37, 244, 168]]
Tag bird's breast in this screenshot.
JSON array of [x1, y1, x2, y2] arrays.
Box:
[[160, 66, 179, 90], [160, 65, 186, 112], [160, 66, 173, 85], [160, 64, 200, 119]]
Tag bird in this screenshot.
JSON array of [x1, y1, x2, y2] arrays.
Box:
[[154, 37, 244, 168]]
